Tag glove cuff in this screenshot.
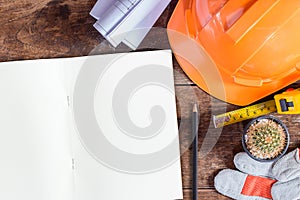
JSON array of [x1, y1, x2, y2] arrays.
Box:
[[241, 175, 277, 199]]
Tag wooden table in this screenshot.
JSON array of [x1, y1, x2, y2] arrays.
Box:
[[1, 1, 300, 199]]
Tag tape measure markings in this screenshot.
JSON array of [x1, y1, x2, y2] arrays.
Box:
[[213, 100, 277, 128]]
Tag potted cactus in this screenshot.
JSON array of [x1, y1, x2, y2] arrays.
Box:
[[242, 116, 290, 161]]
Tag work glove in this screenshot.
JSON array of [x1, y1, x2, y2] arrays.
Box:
[[214, 148, 300, 200]]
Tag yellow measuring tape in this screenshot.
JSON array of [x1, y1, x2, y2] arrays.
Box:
[[213, 100, 277, 128], [213, 88, 300, 128]]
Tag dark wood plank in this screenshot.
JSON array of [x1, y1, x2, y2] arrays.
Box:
[[0, 0, 182, 61], [176, 86, 243, 190], [0, 0, 102, 61], [183, 189, 231, 200]]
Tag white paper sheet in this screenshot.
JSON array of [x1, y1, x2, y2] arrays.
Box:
[[0, 60, 73, 200], [67, 51, 183, 200]]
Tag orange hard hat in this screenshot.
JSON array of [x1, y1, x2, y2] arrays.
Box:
[[167, 0, 300, 106]]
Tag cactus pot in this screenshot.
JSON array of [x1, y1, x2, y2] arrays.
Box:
[[242, 115, 290, 162]]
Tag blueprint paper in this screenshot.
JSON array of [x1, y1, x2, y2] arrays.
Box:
[[122, 0, 171, 49], [91, 0, 171, 49]]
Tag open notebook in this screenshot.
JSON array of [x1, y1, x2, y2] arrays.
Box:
[[0, 50, 183, 200]]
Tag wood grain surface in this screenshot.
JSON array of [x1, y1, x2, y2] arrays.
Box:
[[1, 0, 300, 199]]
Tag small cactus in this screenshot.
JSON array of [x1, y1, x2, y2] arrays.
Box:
[[245, 118, 287, 160]]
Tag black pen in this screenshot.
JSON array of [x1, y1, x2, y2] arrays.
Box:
[[192, 102, 199, 200]]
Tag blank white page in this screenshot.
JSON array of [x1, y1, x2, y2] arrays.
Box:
[[0, 60, 73, 200], [69, 50, 183, 200]]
